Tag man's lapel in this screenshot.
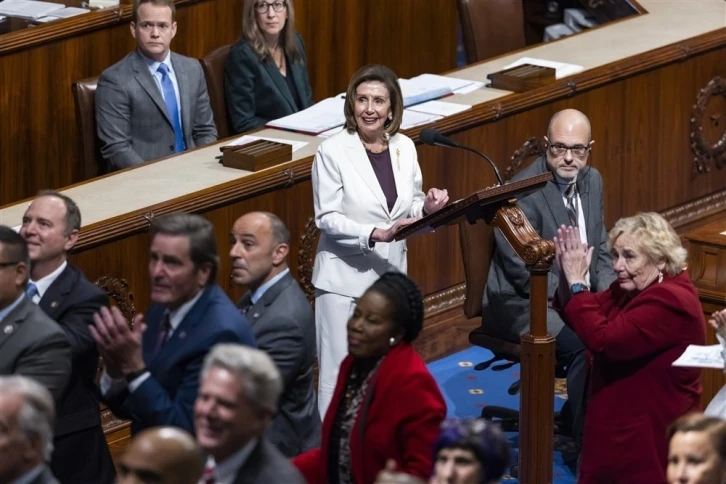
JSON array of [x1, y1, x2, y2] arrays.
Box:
[[131, 50, 173, 127], [246, 272, 294, 324], [0, 298, 31, 351], [170, 52, 192, 140], [38, 264, 73, 319]]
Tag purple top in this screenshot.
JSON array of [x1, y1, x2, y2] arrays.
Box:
[[365, 148, 398, 212]]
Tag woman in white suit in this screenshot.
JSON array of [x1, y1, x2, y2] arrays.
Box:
[[311, 64, 449, 417]]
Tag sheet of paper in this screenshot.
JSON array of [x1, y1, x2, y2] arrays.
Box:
[[407, 100, 471, 117], [453, 81, 485, 95], [398, 78, 452, 107], [503, 57, 584, 79], [266, 97, 345, 135], [720, 230, 726, 236], [48, 7, 89, 18], [672, 344, 725, 369], [0, 0, 66, 20], [407, 73, 476, 92], [401, 109, 442, 130], [34, 15, 59, 22], [317, 126, 345, 139], [226, 135, 307, 153]]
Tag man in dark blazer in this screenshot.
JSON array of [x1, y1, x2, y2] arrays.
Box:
[[92, 213, 255, 436], [0, 227, 71, 404], [230, 211, 320, 457], [96, 0, 217, 170], [0, 376, 62, 484], [19, 191, 116, 483], [482, 109, 616, 448], [194, 344, 305, 483]]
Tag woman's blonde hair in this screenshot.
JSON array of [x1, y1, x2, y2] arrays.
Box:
[[607, 212, 687, 276], [242, 0, 302, 64]]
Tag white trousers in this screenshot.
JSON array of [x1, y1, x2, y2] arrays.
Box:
[[315, 290, 356, 420]]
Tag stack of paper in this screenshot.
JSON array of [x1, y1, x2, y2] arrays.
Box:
[[502, 57, 584, 79], [0, 0, 66, 20], [399, 78, 452, 107], [401, 109, 442, 130], [407, 100, 471, 117], [266, 97, 346, 135]]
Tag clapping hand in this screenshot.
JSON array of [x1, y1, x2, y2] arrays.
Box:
[[709, 310, 726, 340], [90, 306, 147, 379], [373, 460, 425, 484], [423, 188, 449, 214], [554, 225, 592, 286]]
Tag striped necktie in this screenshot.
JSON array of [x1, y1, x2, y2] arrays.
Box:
[[153, 313, 172, 355], [565, 183, 578, 227]]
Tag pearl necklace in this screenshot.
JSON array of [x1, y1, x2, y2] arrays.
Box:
[[359, 136, 388, 154]]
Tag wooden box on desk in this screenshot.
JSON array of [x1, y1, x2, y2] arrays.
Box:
[[221, 140, 292, 172], [487, 64, 556, 92]]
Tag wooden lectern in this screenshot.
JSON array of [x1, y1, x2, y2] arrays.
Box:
[[395, 172, 557, 484]]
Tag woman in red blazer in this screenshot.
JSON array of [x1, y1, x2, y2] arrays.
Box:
[[554, 213, 706, 483], [292, 272, 446, 484]]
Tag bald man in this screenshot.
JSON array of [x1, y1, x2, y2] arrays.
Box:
[[229, 212, 320, 456], [482, 109, 615, 449], [116, 427, 204, 484]]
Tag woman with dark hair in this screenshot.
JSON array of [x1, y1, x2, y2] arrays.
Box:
[[293, 272, 447, 484], [225, 0, 313, 133], [312, 64, 448, 417], [430, 419, 510, 484], [667, 413, 726, 484]]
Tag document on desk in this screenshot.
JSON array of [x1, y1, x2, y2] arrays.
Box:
[[502, 57, 584, 79], [0, 0, 66, 20], [401, 109, 442, 130], [399, 78, 453, 107], [407, 100, 471, 117], [672, 337, 726, 369], [266, 97, 345, 135], [226, 135, 307, 153], [47, 7, 89, 18]]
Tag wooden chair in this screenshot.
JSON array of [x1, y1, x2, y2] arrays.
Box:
[[71, 76, 105, 179], [457, 0, 526, 63], [200, 44, 232, 139]]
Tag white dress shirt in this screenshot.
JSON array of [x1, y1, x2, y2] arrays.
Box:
[[139, 49, 184, 133], [28, 260, 67, 304], [557, 176, 590, 287], [199, 439, 257, 484], [250, 268, 290, 305]]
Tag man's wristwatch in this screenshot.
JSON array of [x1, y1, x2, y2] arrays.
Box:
[[570, 283, 589, 295], [125, 368, 147, 383]]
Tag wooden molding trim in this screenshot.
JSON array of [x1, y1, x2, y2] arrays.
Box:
[[101, 407, 130, 435], [660, 188, 726, 230], [0, 0, 202, 55], [424, 283, 465, 317]]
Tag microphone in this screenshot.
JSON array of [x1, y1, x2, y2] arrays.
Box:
[[420, 128, 503, 186]]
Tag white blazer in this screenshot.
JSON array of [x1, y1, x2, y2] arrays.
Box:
[[311, 129, 425, 298]]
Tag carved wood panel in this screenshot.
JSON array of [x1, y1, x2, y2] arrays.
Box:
[[691, 76, 726, 176]]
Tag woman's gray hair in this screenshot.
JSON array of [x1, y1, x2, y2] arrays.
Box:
[[607, 212, 687, 276], [201, 344, 283, 415], [0, 376, 56, 461]]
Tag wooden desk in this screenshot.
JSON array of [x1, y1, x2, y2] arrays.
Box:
[[685, 220, 726, 407], [2, 0, 725, 475]]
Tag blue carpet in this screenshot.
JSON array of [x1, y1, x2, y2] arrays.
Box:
[[427, 346, 577, 483]]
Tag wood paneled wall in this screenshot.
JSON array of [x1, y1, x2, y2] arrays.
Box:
[[0, 0, 458, 206]]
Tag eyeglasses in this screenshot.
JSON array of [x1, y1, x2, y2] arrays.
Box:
[[548, 143, 590, 158], [254, 1, 287, 13], [0, 261, 21, 269]]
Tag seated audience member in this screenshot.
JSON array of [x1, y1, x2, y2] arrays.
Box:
[[229, 211, 320, 456], [0, 226, 71, 403], [20, 191, 115, 483], [706, 309, 726, 417], [0, 376, 59, 484], [482, 108, 614, 449], [667, 413, 726, 484], [293, 272, 447, 484], [194, 344, 305, 483], [374, 418, 510, 484], [554, 212, 705, 483], [117, 427, 205, 484], [225, 0, 313, 134], [91, 213, 255, 435], [96, 0, 217, 170]]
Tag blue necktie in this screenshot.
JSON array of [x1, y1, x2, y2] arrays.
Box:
[[25, 282, 38, 300], [157, 63, 185, 153]]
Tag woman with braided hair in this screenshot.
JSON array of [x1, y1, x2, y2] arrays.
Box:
[[293, 272, 446, 484]]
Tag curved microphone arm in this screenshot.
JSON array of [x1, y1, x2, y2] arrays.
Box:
[[455, 144, 504, 186]]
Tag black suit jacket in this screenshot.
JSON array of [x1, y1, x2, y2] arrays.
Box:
[[233, 438, 305, 484], [238, 272, 320, 457], [225, 33, 314, 134], [39, 264, 116, 484]]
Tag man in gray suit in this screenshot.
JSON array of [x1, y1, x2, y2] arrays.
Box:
[[230, 211, 320, 457], [482, 109, 615, 448], [96, 0, 217, 170], [0, 376, 60, 484], [194, 344, 305, 483], [0, 226, 71, 404]]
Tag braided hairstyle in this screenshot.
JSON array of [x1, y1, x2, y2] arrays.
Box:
[[368, 271, 424, 343]]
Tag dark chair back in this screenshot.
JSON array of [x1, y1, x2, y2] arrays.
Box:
[[72, 76, 104, 178], [200, 44, 232, 139], [458, 218, 495, 319], [457, 0, 526, 63]]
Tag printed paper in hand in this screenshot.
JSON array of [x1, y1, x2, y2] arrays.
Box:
[[672, 343, 725, 369]]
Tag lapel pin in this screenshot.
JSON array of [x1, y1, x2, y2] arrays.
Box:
[[178, 331, 186, 340], [3, 325, 13, 334], [396, 148, 401, 171], [252, 312, 260, 320], [50, 301, 57, 308]]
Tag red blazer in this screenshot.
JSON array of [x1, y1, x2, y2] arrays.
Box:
[[560, 271, 705, 483], [292, 342, 446, 484]]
